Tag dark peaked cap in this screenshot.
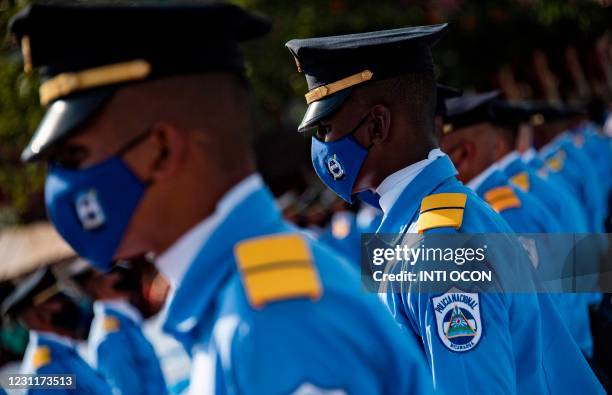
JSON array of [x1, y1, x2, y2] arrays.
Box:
[[442, 91, 501, 134], [10, 3, 271, 163], [286, 24, 448, 132], [511, 102, 587, 127], [435, 84, 463, 116], [1, 267, 60, 320]]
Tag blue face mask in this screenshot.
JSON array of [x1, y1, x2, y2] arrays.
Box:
[[45, 132, 151, 271], [311, 114, 372, 203]]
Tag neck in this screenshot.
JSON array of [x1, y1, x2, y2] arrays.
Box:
[[374, 141, 436, 189], [150, 167, 254, 255]]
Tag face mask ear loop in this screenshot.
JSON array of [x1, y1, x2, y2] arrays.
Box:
[[117, 128, 159, 187], [350, 111, 378, 150], [116, 128, 153, 156]]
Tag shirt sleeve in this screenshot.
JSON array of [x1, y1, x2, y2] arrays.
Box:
[[227, 297, 434, 395], [96, 333, 144, 395], [407, 289, 517, 394]]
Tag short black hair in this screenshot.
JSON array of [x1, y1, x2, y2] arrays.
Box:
[[356, 71, 436, 136]]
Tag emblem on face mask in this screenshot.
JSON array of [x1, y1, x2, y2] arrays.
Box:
[[432, 289, 482, 352], [326, 155, 345, 180], [75, 189, 106, 230]]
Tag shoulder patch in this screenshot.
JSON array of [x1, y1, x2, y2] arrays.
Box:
[[416, 193, 466, 234], [546, 150, 565, 172], [234, 234, 322, 309], [483, 186, 521, 213], [33, 346, 51, 369], [509, 172, 530, 192], [103, 316, 120, 332], [432, 289, 482, 352]]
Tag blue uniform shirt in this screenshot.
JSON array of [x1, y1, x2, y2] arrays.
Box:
[[22, 331, 112, 395], [472, 161, 594, 356], [571, 124, 612, 197], [501, 151, 589, 232], [468, 165, 561, 233], [318, 210, 362, 264], [88, 300, 167, 395], [539, 136, 606, 232], [522, 148, 584, 209], [319, 208, 383, 266], [376, 155, 603, 394], [161, 175, 434, 395]]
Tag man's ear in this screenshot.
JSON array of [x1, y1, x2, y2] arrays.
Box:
[[146, 122, 187, 181], [369, 104, 392, 145], [447, 140, 473, 175]]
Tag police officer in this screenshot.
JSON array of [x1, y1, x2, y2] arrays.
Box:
[[1, 267, 112, 395], [438, 91, 598, 357], [320, 83, 461, 267], [10, 3, 433, 394], [484, 101, 591, 233], [529, 104, 607, 232], [439, 91, 562, 233], [74, 260, 168, 395], [286, 25, 604, 393]]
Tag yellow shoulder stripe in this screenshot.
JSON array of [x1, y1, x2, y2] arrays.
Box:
[[33, 346, 51, 369], [416, 193, 467, 234], [419, 193, 467, 212], [484, 186, 521, 212], [510, 172, 530, 192], [235, 234, 322, 309], [546, 150, 566, 172], [103, 316, 120, 332]]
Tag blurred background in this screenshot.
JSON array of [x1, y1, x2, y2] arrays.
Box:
[[0, 0, 610, 225]]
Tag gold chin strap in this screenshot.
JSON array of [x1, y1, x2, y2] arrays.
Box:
[[39, 59, 152, 106], [305, 69, 373, 104], [32, 284, 60, 306]]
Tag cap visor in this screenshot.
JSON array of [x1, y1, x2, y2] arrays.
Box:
[[297, 89, 352, 132], [21, 88, 115, 163]]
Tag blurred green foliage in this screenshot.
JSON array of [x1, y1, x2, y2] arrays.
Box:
[[0, 0, 610, 223], [0, 0, 44, 224]]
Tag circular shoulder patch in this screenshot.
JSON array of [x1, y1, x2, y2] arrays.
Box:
[[431, 289, 482, 352]]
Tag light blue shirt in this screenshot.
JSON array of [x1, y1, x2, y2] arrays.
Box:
[[160, 175, 434, 395], [376, 155, 603, 394]]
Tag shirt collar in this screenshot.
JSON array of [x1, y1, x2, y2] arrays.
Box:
[[496, 150, 520, 171], [376, 148, 446, 215], [155, 173, 263, 288], [94, 299, 142, 324], [522, 148, 537, 163], [467, 162, 500, 191]]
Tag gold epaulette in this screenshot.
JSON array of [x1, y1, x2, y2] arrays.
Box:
[[416, 193, 467, 234], [546, 150, 566, 172], [32, 346, 51, 369], [235, 234, 322, 309], [510, 172, 530, 192], [103, 316, 120, 332], [484, 186, 521, 213]]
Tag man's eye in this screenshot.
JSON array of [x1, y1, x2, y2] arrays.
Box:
[[48, 146, 89, 169], [313, 124, 332, 141]]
